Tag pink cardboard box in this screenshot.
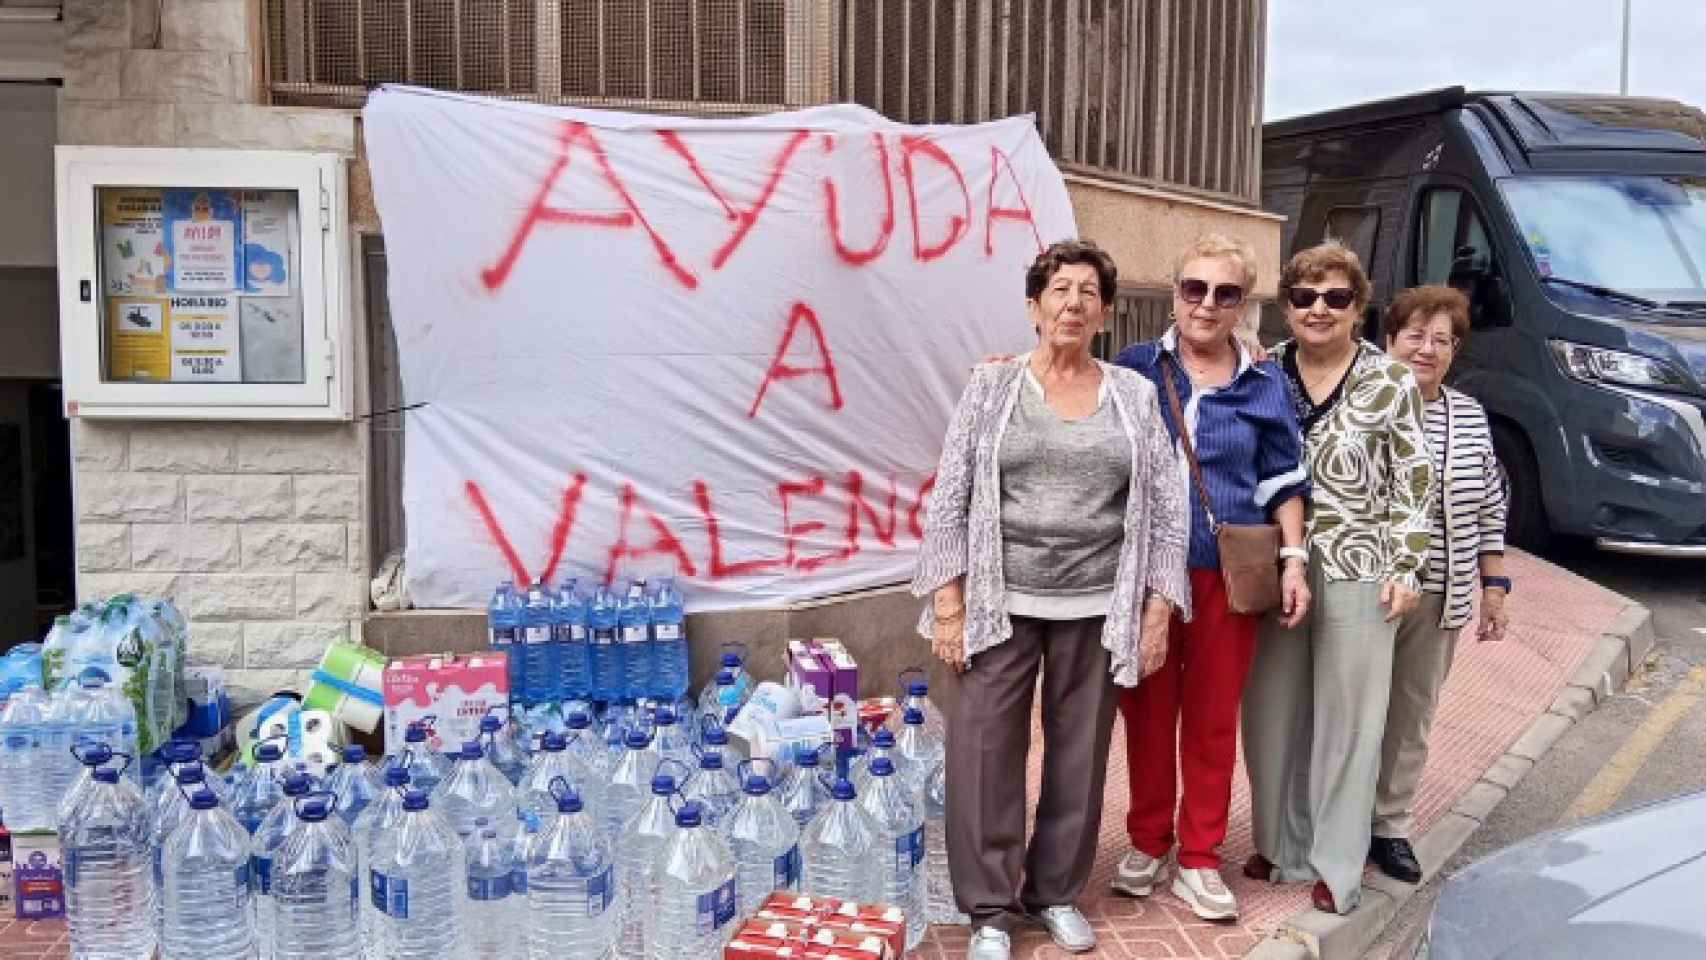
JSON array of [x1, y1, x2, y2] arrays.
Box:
[[786, 639, 859, 751], [383, 652, 509, 754]]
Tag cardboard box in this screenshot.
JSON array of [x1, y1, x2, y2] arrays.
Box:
[[821, 901, 907, 958], [383, 652, 509, 754], [725, 919, 894, 959], [786, 640, 860, 751], [0, 818, 12, 917], [12, 833, 63, 920]]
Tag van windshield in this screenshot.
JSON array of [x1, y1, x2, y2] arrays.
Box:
[[1501, 175, 1706, 304]]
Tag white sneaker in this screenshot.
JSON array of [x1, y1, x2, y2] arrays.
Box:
[[966, 926, 1011, 960], [1172, 866, 1239, 921], [1111, 846, 1165, 897], [1031, 905, 1096, 953]]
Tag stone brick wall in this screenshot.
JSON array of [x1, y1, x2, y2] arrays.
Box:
[[61, 0, 366, 706]]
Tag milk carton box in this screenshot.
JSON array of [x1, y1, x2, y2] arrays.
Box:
[[383, 652, 510, 754], [12, 833, 64, 920], [786, 639, 860, 752]]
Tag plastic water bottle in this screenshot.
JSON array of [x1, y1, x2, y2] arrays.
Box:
[[774, 746, 833, 831], [479, 712, 528, 785], [645, 707, 695, 776], [682, 747, 742, 832], [62, 760, 156, 960], [615, 770, 684, 959], [586, 582, 623, 702], [564, 710, 615, 784], [231, 740, 289, 834], [42, 681, 81, 809], [894, 706, 945, 799], [650, 801, 740, 959], [722, 765, 801, 919], [462, 820, 522, 956], [386, 724, 450, 796], [858, 758, 927, 950], [489, 581, 525, 706], [269, 795, 361, 960], [367, 789, 467, 959], [431, 740, 516, 840], [600, 730, 661, 842], [251, 772, 315, 956], [147, 739, 227, 813], [354, 766, 413, 959], [648, 578, 690, 700], [518, 731, 596, 826], [851, 727, 913, 795], [697, 647, 754, 724], [58, 743, 142, 831], [147, 762, 216, 933], [525, 781, 617, 959], [616, 579, 652, 702], [922, 759, 966, 924], [553, 579, 591, 701], [799, 778, 882, 903], [519, 579, 558, 705], [0, 681, 49, 831], [889, 668, 948, 740], [325, 744, 383, 826], [159, 789, 255, 960]]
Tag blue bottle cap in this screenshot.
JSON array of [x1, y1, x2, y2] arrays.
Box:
[[556, 791, 584, 814], [93, 766, 120, 785], [383, 765, 412, 787], [743, 775, 771, 796], [650, 773, 678, 795], [674, 801, 704, 828], [540, 732, 567, 753], [716, 668, 737, 686], [255, 743, 284, 763], [700, 752, 723, 770], [169, 738, 200, 762], [907, 681, 929, 697], [869, 758, 896, 778], [175, 764, 206, 785], [479, 715, 502, 734], [903, 707, 925, 726], [81, 743, 114, 767], [401, 789, 430, 812], [830, 779, 857, 801], [282, 773, 312, 797], [703, 726, 729, 746], [872, 729, 896, 748], [298, 800, 332, 823], [654, 707, 676, 726], [625, 730, 651, 750], [460, 741, 484, 760], [188, 790, 220, 810], [405, 725, 428, 743], [720, 652, 742, 668], [565, 711, 591, 730], [341, 744, 366, 764], [482, 828, 500, 840], [795, 748, 820, 767]]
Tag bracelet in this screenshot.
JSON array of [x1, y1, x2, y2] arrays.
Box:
[[934, 607, 965, 623], [1481, 575, 1513, 594], [1279, 546, 1309, 563]]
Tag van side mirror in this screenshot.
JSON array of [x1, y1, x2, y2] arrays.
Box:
[[1448, 245, 1512, 329]]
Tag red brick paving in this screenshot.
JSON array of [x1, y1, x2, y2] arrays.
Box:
[[0, 552, 1628, 958]]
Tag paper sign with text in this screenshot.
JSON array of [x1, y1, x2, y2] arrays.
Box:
[[363, 86, 1076, 611]]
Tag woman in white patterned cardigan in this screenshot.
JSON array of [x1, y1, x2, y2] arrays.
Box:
[[912, 239, 1190, 960]]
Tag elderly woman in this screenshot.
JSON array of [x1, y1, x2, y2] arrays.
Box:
[[914, 239, 1190, 960], [1241, 241, 1435, 915], [1109, 234, 1312, 922], [1368, 285, 1510, 884]]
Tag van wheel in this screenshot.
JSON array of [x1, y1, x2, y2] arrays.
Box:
[[1491, 422, 1551, 553]]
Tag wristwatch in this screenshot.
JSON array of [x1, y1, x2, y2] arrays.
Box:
[[1481, 575, 1513, 594]]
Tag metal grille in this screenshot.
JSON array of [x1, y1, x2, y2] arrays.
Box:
[[263, 0, 832, 113], [1103, 290, 1172, 357]]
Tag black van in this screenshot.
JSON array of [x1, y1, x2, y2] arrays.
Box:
[[1262, 88, 1706, 556]]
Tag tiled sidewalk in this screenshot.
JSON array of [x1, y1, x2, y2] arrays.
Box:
[[0, 552, 1629, 959]]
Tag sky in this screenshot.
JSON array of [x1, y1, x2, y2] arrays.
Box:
[[1264, 0, 1706, 121]]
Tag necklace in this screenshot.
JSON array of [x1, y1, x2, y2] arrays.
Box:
[[1178, 346, 1232, 383], [1298, 344, 1356, 392]]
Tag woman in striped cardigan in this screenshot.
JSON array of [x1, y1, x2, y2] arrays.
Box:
[[1368, 285, 1511, 885]]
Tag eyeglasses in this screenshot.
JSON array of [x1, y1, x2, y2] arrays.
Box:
[[1178, 278, 1246, 309], [1285, 286, 1357, 310], [1397, 330, 1461, 352]]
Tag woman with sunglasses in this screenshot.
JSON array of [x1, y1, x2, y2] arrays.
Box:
[[1107, 233, 1311, 922], [1368, 285, 1509, 885], [1241, 241, 1435, 915]]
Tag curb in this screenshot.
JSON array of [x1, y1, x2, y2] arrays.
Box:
[[1243, 598, 1656, 960]]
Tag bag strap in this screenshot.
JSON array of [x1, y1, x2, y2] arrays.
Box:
[[1159, 354, 1220, 532]]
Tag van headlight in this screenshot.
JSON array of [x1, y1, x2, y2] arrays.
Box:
[[1550, 340, 1692, 393]]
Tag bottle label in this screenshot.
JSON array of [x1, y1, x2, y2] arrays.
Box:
[[510, 868, 529, 896], [2, 733, 27, 751], [893, 826, 924, 879], [585, 864, 614, 918], [467, 872, 512, 901], [523, 625, 550, 645], [621, 625, 649, 644], [695, 876, 739, 935], [773, 846, 801, 889], [654, 623, 682, 641], [592, 627, 617, 647], [372, 870, 409, 919], [252, 854, 274, 894], [570, 624, 589, 642]]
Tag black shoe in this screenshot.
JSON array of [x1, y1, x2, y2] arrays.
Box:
[[1369, 836, 1423, 884]]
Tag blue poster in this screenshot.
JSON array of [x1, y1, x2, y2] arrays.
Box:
[[162, 188, 243, 293]]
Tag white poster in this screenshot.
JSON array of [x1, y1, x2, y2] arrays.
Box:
[[169, 294, 240, 382], [363, 86, 1077, 611], [241, 190, 295, 295]]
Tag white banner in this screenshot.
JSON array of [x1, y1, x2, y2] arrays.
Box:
[[363, 86, 1077, 611]]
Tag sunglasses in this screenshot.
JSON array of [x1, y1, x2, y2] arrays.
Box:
[[1178, 278, 1246, 309], [1285, 286, 1357, 310]]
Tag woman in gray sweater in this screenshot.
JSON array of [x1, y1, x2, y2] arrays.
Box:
[[913, 239, 1190, 960]]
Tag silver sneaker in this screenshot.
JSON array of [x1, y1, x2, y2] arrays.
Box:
[[1031, 904, 1097, 953], [1111, 846, 1165, 897], [966, 926, 1012, 960], [1172, 866, 1239, 921]]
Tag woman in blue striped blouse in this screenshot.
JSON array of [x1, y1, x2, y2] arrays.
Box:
[[1368, 284, 1510, 885]]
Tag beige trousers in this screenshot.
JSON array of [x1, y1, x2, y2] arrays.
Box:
[[1373, 592, 1459, 839]]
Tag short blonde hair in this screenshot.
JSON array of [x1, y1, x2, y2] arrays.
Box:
[[1280, 241, 1372, 310], [1173, 233, 1257, 292]]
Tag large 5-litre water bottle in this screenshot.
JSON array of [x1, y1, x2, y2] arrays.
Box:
[[251, 772, 315, 957], [526, 782, 617, 959], [0, 681, 50, 831], [859, 758, 927, 950], [799, 779, 882, 904], [432, 740, 516, 840], [698, 720, 747, 776], [894, 706, 945, 799], [58, 743, 142, 829], [682, 748, 742, 832], [588, 581, 624, 702], [520, 579, 558, 705], [387, 724, 451, 796], [479, 712, 528, 786], [890, 668, 948, 742], [553, 578, 591, 701], [774, 746, 833, 831], [463, 819, 522, 956], [722, 765, 801, 919], [645, 707, 695, 776], [62, 760, 156, 960], [159, 790, 256, 960], [615, 770, 684, 960], [147, 762, 214, 932], [923, 758, 966, 924], [325, 744, 382, 826], [268, 795, 360, 960], [650, 801, 740, 960], [231, 740, 289, 834], [368, 789, 467, 959], [518, 731, 594, 825], [600, 730, 661, 842], [489, 580, 525, 704], [850, 727, 911, 795], [649, 578, 690, 700], [564, 711, 615, 784], [617, 579, 653, 702], [354, 766, 413, 959]]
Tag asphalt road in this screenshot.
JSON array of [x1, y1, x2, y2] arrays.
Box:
[[1365, 542, 1706, 959]]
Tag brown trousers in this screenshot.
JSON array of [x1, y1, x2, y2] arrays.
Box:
[[943, 615, 1122, 931]]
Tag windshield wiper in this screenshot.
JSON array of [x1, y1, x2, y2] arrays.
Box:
[[1541, 275, 1668, 309]]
